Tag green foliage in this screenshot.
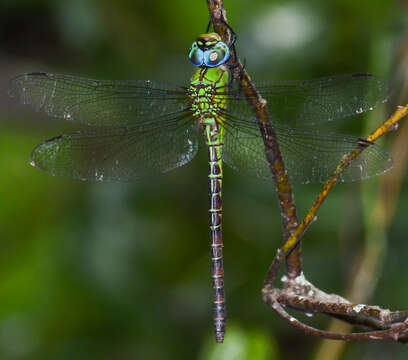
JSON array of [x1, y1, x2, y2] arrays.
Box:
[[199, 324, 278, 360]]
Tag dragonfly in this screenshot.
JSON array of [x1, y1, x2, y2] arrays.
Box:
[[9, 32, 392, 343]]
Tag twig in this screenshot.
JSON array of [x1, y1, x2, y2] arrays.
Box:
[[264, 106, 408, 286], [263, 284, 408, 342], [314, 85, 408, 360]]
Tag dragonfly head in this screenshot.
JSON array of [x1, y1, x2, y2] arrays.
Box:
[[189, 32, 230, 68]]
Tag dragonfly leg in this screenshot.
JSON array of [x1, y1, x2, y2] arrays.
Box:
[[206, 20, 212, 33], [217, 19, 237, 48], [206, 18, 237, 56]]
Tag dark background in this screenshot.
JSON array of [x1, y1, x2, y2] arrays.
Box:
[[1, 0, 408, 359]]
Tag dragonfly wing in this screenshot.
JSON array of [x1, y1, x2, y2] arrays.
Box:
[[225, 73, 388, 127], [221, 116, 393, 184], [30, 113, 198, 182], [9, 72, 189, 126]]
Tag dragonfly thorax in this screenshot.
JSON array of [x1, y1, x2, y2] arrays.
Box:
[[189, 66, 229, 129], [189, 84, 218, 118]]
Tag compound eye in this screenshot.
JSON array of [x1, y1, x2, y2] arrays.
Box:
[[188, 42, 204, 67], [203, 41, 230, 67]]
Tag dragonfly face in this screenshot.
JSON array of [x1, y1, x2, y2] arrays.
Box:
[[189, 32, 230, 68]]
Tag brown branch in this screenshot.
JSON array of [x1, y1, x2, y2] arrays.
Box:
[[263, 283, 408, 342], [205, 0, 301, 278], [276, 274, 408, 330]]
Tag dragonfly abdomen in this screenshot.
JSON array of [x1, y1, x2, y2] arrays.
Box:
[[206, 132, 226, 343]]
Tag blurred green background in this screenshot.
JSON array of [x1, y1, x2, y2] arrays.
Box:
[[1, 0, 408, 359]]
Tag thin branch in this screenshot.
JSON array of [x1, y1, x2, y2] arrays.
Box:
[[263, 285, 408, 342], [264, 105, 408, 286], [315, 93, 408, 360]]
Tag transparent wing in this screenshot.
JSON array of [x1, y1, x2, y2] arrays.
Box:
[[221, 115, 393, 184], [224, 73, 388, 127], [9, 72, 189, 126], [30, 113, 198, 182]]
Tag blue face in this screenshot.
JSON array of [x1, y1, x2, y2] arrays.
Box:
[[189, 40, 230, 68]]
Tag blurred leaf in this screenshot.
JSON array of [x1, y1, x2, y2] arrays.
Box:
[[199, 323, 278, 360]]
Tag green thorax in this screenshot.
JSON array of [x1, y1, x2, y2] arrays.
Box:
[[189, 66, 229, 146], [190, 65, 229, 87]]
